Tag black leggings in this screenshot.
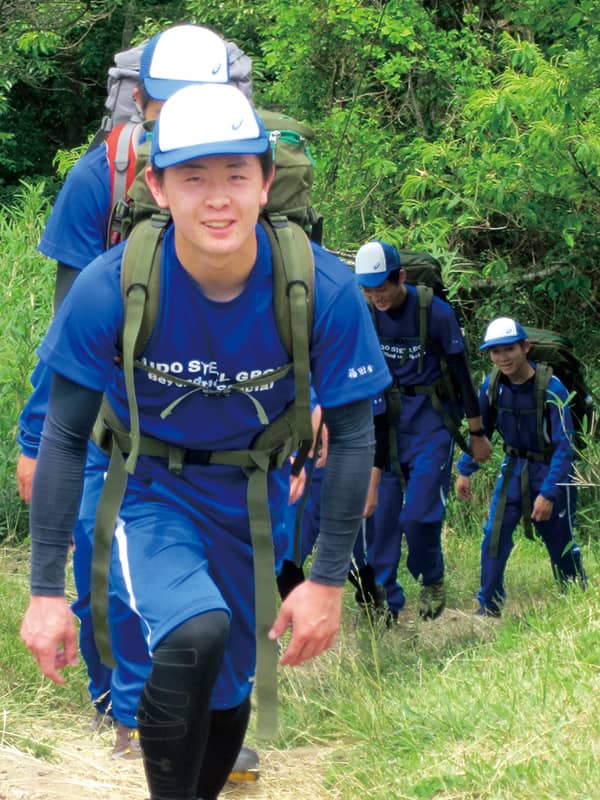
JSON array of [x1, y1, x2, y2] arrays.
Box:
[[137, 611, 251, 800]]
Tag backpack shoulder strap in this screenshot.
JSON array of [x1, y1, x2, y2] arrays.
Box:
[[120, 213, 170, 473], [259, 214, 315, 472], [415, 283, 433, 373], [533, 362, 553, 450], [106, 121, 143, 214]]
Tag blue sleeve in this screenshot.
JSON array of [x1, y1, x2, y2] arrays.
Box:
[[309, 251, 390, 408], [37, 250, 124, 391], [38, 147, 111, 271], [17, 362, 53, 458], [540, 378, 574, 501]]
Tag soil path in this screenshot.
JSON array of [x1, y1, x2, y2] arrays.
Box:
[[0, 735, 335, 800]]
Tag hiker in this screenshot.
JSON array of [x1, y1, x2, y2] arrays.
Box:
[[354, 240, 492, 620], [15, 24, 256, 767], [456, 317, 587, 617], [20, 82, 391, 800]]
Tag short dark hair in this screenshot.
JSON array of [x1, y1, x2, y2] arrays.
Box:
[[137, 81, 152, 112]]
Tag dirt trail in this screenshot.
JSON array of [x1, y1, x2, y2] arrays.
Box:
[[0, 736, 335, 800]]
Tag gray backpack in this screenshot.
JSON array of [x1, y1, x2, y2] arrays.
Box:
[[87, 37, 253, 152]]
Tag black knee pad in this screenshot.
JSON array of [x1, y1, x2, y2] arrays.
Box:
[[138, 611, 230, 799]]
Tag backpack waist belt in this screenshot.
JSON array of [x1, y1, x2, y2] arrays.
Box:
[[489, 445, 553, 557], [391, 377, 470, 455], [502, 443, 552, 464], [91, 405, 297, 740]]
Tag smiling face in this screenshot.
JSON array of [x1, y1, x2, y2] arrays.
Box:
[[146, 153, 273, 275], [488, 340, 533, 383], [361, 270, 407, 312]]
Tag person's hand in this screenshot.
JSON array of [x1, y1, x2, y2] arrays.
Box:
[[269, 580, 343, 666], [288, 462, 306, 504], [470, 435, 492, 463], [20, 596, 79, 684], [455, 474, 472, 501], [310, 405, 328, 468], [16, 454, 37, 504], [363, 467, 381, 518], [531, 494, 553, 522], [314, 423, 328, 468]]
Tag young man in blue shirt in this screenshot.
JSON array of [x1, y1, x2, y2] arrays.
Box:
[[20, 82, 390, 800], [355, 241, 492, 620], [456, 317, 586, 616]]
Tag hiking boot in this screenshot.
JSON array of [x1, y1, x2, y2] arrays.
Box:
[[418, 578, 446, 620], [474, 605, 502, 618], [227, 745, 260, 783], [351, 565, 387, 609], [111, 723, 142, 760]]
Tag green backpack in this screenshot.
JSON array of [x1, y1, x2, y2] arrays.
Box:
[[107, 108, 323, 245]]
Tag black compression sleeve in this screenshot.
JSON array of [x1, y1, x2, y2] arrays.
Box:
[[446, 352, 481, 419], [373, 412, 390, 469], [309, 398, 374, 586], [29, 373, 103, 595], [54, 262, 80, 312]]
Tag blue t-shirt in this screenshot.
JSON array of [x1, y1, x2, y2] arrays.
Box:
[[372, 284, 465, 431], [38, 146, 112, 270], [39, 224, 390, 453]]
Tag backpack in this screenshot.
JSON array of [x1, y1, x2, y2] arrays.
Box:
[[487, 327, 596, 451], [88, 40, 324, 248], [105, 107, 323, 248], [86, 42, 146, 153], [88, 38, 253, 152]]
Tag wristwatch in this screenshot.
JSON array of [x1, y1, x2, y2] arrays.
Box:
[[469, 428, 486, 437]]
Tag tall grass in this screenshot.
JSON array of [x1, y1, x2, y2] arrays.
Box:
[[0, 181, 53, 541]]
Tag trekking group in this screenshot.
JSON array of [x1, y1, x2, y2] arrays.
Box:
[[15, 22, 591, 800]]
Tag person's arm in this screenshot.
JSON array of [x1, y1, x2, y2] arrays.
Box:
[[20, 374, 103, 684], [446, 352, 492, 463], [270, 397, 374, 665], [16, 362, 55, 503], [29, 374, 103, 593], [54, 262, 80, 311], [362, 410, 388, 516]]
